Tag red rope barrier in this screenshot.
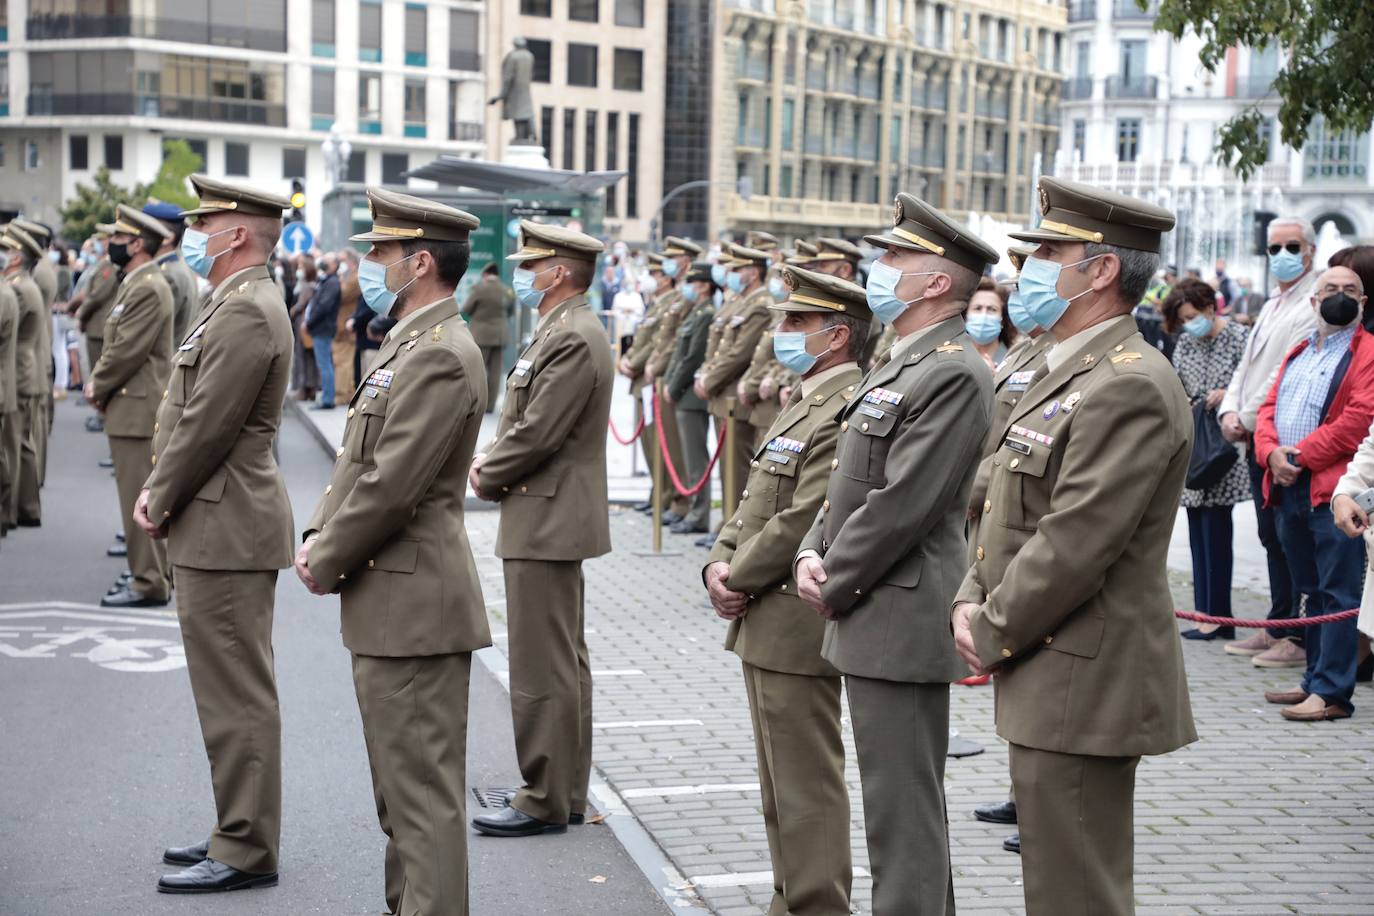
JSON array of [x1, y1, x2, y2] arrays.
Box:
[[608, 411, 645, 446], [1175, 608, 1360, 628], [654, 388, 728, 498]]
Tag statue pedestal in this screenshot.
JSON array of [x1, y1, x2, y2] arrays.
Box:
[[503, 142, 550, 171]]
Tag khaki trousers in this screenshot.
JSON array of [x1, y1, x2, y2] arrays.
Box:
[[675, 407, 711, 530], [175, 566, 281, 874], [1010, 744, 1139, 916], [0, 409, 17, 529], [36, 392, 48, 485], [353, 651, 473, 916], [653, 390, 690, 515], [503, 558, 593, 823], [86, 335, 104, 374], [108, 435, 170, 600], [743, 663, 851, 916], [16, 395, 41, 523], [479, 345, 503, 413], [846, 676, 955, 916]]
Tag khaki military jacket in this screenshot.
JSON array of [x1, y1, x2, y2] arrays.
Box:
[[665, 299, 715, 411], [624, 290, 669, 393], [461, 276, 511, 348], [77, 258, 122, 339], [957, 315, 1197, 758], [799, 316, 991, 683], [158, 253, 201, 346], [145, 265, 294, 572], [968, 333, 1054, 520], [479, 293, 614, 561], [739, 331, 788, 430], [305, 296, 491, 658], [645, 289, 686, 378], [89, 261, 173, 437], [711, 364, 862, 677], [702, 286, 773, 416], [32, 256, 57, 307], [870, 325, 897, 367], [9, 272, 44, 397], [0, 283, 17, 414]]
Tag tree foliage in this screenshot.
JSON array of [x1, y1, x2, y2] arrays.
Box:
[[1154, 0, 1374, 178], [57, 139, 202, 241]]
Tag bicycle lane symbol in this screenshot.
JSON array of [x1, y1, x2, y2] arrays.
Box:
[[0, 605, 186, 673]]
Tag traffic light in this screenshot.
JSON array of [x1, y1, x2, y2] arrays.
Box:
[[290, 178, 305, 221]]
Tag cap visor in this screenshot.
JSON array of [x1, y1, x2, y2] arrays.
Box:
[[1008, 229, 1076, 245], [861, 232, 924, 252], [177, 206, 223, 218], [768, 301, 831, 313], [349, 231, 409, 243], [504, 251, 550, 263]]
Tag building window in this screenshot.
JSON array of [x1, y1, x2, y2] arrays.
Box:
[[359, 73, 381, 133], [312, 0, 335, 57], [568, 44, 598, 88], [404, 4, 426, 67], [24, 140, 38, 170], [104, 135, 123, 170], [520, 0, 551, 14], [605, 113, 619, 215], [311, 69, 334, 131], [627, 112, 639, 216], [282, 146, 306, 179], [780, 164, 793, 197], [449, 10, 480, 71], [69, 134, 88, 170], [1303, 118, 1370, 184], [569, 0, 598, 22], [540, 105, 554, 161], [224, 141, 248, 176], [1119, 39, 1145, 86], [528, 39, 552, 83], [382, 152, 408, 184], [359, 0, 382, 63], [1072, 119, 1086, 156], [1116, 118, 1140, 162], [404, 78, 426, 138], [346, 149, 366, 182], [613, 49, 642, 91], [614, 0, 643, 26], [584, 109, 597, 172], [781, 98, 794, 151], [562, 109, 576, 170]]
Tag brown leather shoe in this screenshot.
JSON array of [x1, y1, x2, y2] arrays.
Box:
[[1264, 688, 1308, 705], [1280, 695, 1352, 721]]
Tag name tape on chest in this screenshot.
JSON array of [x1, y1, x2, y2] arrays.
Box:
[[857, 404, 887, 420], [766, 436, 806, 455], [1009, 423, 1054, 447], [365, 368, 394, 390], [1006, 369, 1036, 391], [512, 358, 533, 377], [862, 387, 903, 407], [363, 386, 380, 398]]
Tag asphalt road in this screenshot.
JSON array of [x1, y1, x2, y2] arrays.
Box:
[[0, 398, 672, 916]]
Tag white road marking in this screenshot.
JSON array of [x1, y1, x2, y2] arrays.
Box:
[[687, 867, 870, 889], [593, 718, 703, 730], [619, 783, 759, 799]]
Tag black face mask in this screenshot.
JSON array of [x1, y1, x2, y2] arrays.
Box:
[[1319, 292, 1360, 328], [108, 241, 132, 268]]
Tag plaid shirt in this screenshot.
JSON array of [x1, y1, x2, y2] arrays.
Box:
[[1275, 325, 1357, 447]]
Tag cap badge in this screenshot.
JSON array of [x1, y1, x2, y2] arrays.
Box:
[[783, 269, 799, 291], [892, 199, 903, 227], [1038, 186, 1050, 215]]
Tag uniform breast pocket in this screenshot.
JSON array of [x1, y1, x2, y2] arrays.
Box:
[[993, 442, 1051, 530], [838, 408, 899, 482], [505, 367, 534, 419], [751, 454, 799, 516], [172, 345, 202, 406], [350, 394, 389, 464]]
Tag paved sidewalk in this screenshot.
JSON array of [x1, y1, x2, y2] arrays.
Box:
[[294, 399, 1374, 915]]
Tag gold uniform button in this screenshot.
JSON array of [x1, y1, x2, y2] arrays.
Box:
[[161, 390, 168, 400], [983, 500, 991, 513], [830, 458, 839, 470], [335, 447, 344, 458], [736, 519, 744, 528], [861, 422, 870, 432], [325, 485, 332, 495], [520, 485, 528, 493], [162, 511, 170, 518], [120, 387, 127, 395], [153, 423, 159, 433], [409, 330, 419, 338], [347, 408, 355, 418], [502, 486, 510, 493], [1001, 648, 1012, 658], [841, 421, 849, 431], [768, 465, 776, 474], [368, 560, 375, 569], [854, 588, 862, 595], [1044, 636, 1054, 645], [976, 546, 985, 561], [751, 460, 760, 467], [150, 455, 157, 465], [1010, 458, 1020, 469], [741, 489, 749, 499], [780, 584, 787, 591], [1114, 344, 1124, 352]]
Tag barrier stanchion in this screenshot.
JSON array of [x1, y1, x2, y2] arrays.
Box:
[[722, 399, 738, 521], [652, 382, 664, 555]]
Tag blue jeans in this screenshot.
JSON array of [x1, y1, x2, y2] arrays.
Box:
[[1247, 440, 1298, 640], [312, 332, 335, 406], [1186, 505, 1234, 631], [1272, 474, 1363, 712]]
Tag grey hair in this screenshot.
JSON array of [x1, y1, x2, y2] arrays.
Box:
[[1268, 216, 1316, 248], [1078, 242, 1160, 306], [830, 311, 872, 361]]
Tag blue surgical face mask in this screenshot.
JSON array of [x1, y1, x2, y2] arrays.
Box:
[[965, 313, 1002, 345], [866, 260, 938, 324], [711, 264, 728, 286], [1182, 314, 1213, 338], [1270, 248, 1305, 282], [358, 252, 418, 318], [768, 277, 788, 302], [512, 265, 557, 311], [681, 284, 700, 304], [726, 271, 746, 294], [712, 289, 724, 307], [662, 259, 680, 278], [180, 227, 235, 279], [1017, 254, 1102, 331], [1006, 286, 1038, 333], [773, 325, 837, 375]]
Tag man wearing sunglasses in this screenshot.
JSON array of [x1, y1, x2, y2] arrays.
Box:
[[1217, 217, 1320, 666]]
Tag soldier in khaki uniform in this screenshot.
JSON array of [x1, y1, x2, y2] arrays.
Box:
[[795, 194, 1000, 915], [662, 263, 718, 534], [3, 226, 47, 526], [0, 273, 17, 539], [85, 206, 174, 607], [14, 219, 55, 480], [951, 177, 1197, 916], [71, 241, 122, 375], [460, 261, 512, 412], [707, 266, 871, 916], [297, 189, 490, 913], [640, 237, 702, 524], [128, 178, 294, 894], [789, 237, 881, 367], [144, 201, 203, 345], [470, 220, 613, 838]]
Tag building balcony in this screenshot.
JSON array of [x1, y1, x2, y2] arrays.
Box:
[[736, 126, 769, 149], [1063, 77, 1094, 101], [1105, 75, 1158, 99], [1057, 159, 1292, 190], [27, 91, 286, 126], [1113, 0, 1156, 19], [724, 193, 885, 229], [1067, 1, 1097, 22], [449, 121, 482, 142], [25, 13, 286, 52]]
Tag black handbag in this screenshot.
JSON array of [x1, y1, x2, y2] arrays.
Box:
[[1187, 402, 1239, 490]]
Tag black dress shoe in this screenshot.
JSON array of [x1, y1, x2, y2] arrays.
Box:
[[973, 800, 1017, 825], [157, 858, 278, 894], [497, 790, 585, 825], [163, 839, 211, 866], [660, 511, 684, 526], [472, 804, 567, 837], [1003, 834, 1020, 854], [115, 531, 126, 542], [632, 501, 653, 513], [85, 416, 105, 433], [98, 457, 114, 469], [670, 520, 708, 535], [107, 543, 128, 557], [694, 534, 717, 548], [1182, 627, 1235, 641], [101, 587, 168, 609], [16, 517, 40, 528]]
